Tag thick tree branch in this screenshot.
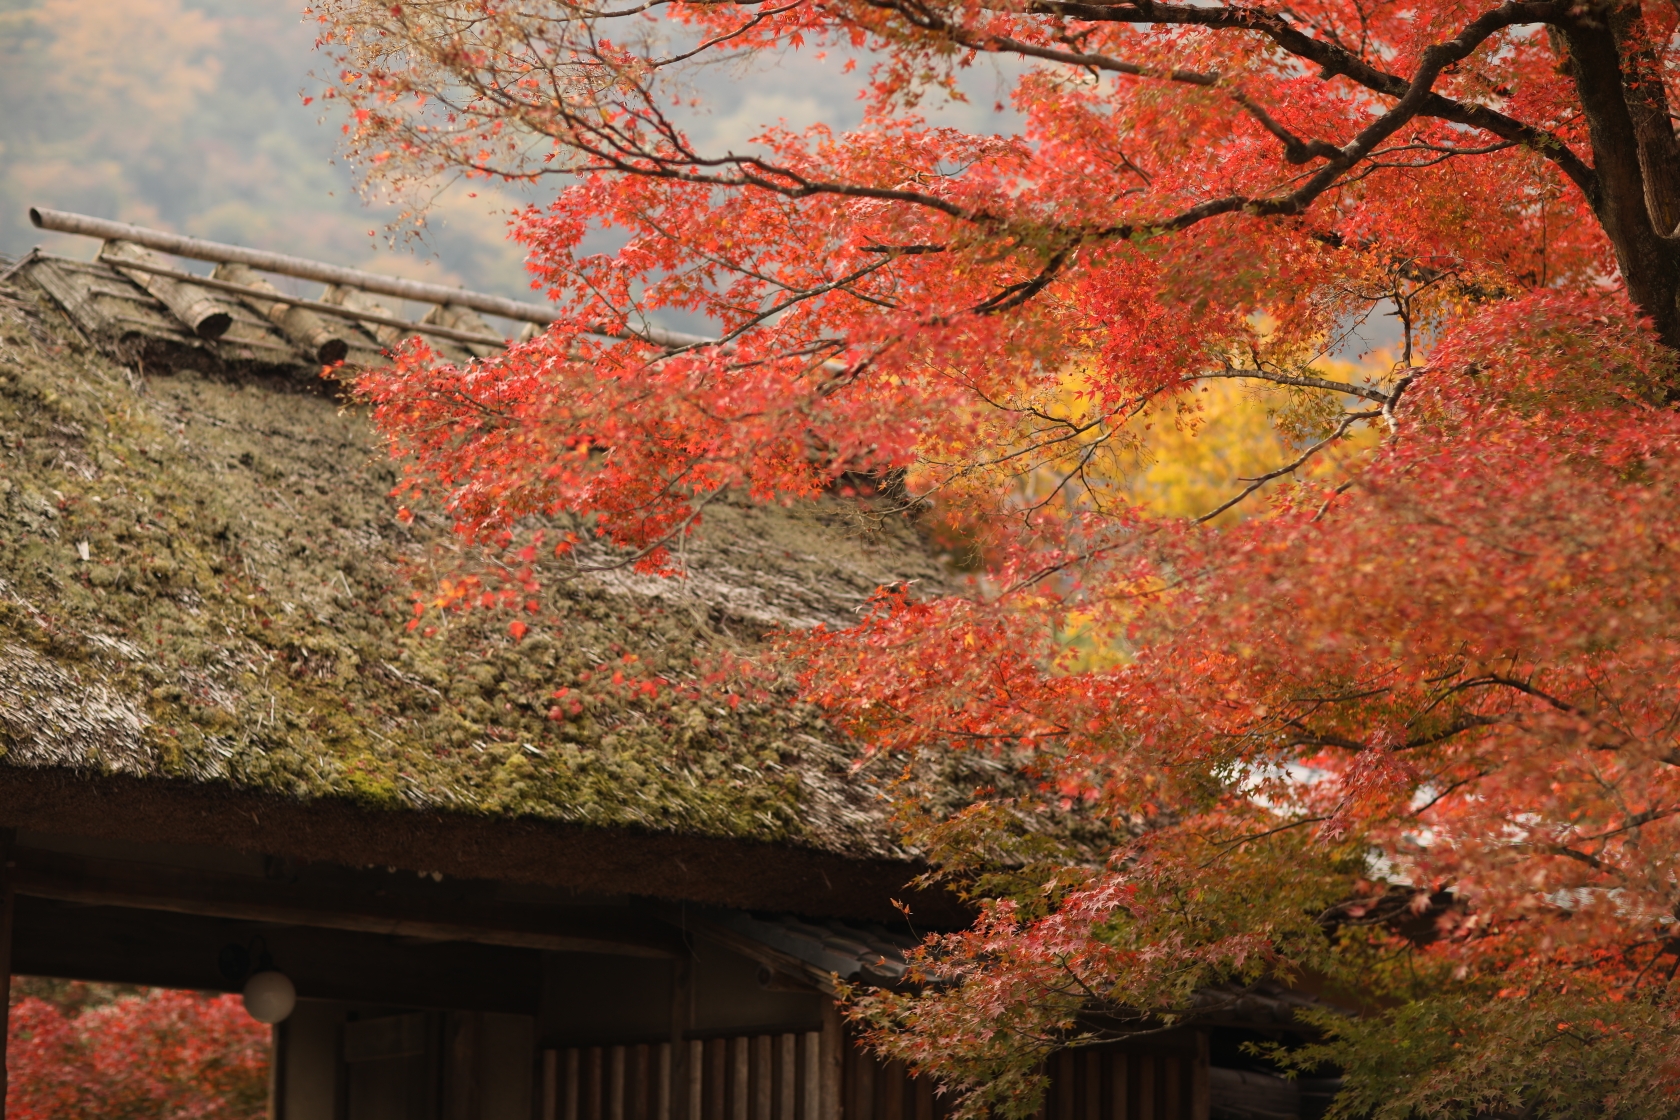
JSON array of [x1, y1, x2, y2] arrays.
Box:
[[960, 0, 1598, 196]]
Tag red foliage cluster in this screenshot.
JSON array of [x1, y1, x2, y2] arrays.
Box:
[[797, 290, 1680, 1108], [316, 0, 1680, 1111], [8, 988, 270, 1120]]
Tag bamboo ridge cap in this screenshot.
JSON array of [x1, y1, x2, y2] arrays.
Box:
[[30, 206, 717, 350], [100, 255, 510, 348], [32, 206, 557, 325]]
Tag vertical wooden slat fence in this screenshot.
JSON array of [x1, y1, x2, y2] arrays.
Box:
[[544, 1035, 1202, 1120], [542, 1034, 827, 1120], [839, 1039, 950, 1120], [1040, 1047, 1201, 1120]]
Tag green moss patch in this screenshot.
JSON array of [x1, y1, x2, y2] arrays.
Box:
[[0, 275, 944, 855]]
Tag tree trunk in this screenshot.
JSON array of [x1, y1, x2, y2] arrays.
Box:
[[1559, 7, 1680, 350]]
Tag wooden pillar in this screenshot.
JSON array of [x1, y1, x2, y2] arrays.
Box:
[[671, 959, 693, 1120], [633, 1044, 650, 1120], [540, 1050, 559, 1120], [657, 1043, 673, 1120], [267, 1022, 289, 1120], [708, 1040, 728, 1120], [818, 1002, 844, 1120], [1188, 1034, 1208, 1120], [689, 1041, 705, 1120], [611, 1045, 627, 1120], [731, 1038, 750, 1120], [0, 828, 16, 1120], [588, 1047, 605, 1120], [913, 1072, 933, 1120], [446, 1011, 483, 1120], [801, 1032, 821, 1120], [1110, 1053, 1128, 1120], [852, 1052, 873, 1120], [753, 1036, 773, 1120], [881, 1062, 904, 1120], [777, 1035, 797, 1120]]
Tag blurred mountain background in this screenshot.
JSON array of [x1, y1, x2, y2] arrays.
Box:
[[0, 0, 536, 295]]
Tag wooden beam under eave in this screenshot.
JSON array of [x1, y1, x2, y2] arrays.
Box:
[[9, 846, 683, 959], [15, 897, 541, 1013], [676, 916, 837, 996], [0, 769, 964, 927]]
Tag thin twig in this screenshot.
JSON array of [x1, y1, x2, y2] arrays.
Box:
[[1196, 410, 1380, 523]]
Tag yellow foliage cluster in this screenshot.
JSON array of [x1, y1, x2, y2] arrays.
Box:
[[1118, 352, 1392, 524], [1030, 343, 1398, 671]]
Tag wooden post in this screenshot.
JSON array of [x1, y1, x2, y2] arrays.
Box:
[[0, 828, 17, 1120], [777, 1035, 796, 1120], [801, 1032, 821, 1120], [753, 1036, 772, 1120], [689, 1041, 705, 1120], [267, 1022, 287, 1120], [818, 1002, 844, 1120], [657, 1043, 672, 1120], [731, 1038, 750, 1120], [670, 958, 693, 1120], [882, 1062, 904, 1120], [1110, 1053, 1128, 1120], [588, 1047, 605, 1120], [611, 1046, 627, 1120], [1189, 1034, 1209, 1120], [852, 1051, 872, 1120], [541, 1050, 559, 1120], [633, 1044, 650, 1120], [102, 240, 233, 338]]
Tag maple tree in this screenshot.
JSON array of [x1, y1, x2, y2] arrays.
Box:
[[7, 983, 269, 1120], [316, 0, 1680, 1113]]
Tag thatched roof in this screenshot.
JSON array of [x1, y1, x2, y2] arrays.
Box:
[[0, 253, 954, 901]]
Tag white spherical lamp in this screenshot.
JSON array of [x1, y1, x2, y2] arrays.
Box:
[[242, 969, 296, 1024]]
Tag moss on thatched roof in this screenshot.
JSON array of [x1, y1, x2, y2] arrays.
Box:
[[0, 262, 947, 859]]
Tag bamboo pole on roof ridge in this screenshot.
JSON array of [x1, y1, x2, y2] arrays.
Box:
[[212, 262, 353, 364], [422, 302, 504, 359], [34, 207, 556, 324], [91, 253, 509, 348], [31, 206, 715, 350], [322, 285, 411, 348], [103, 240, 234, 338]]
